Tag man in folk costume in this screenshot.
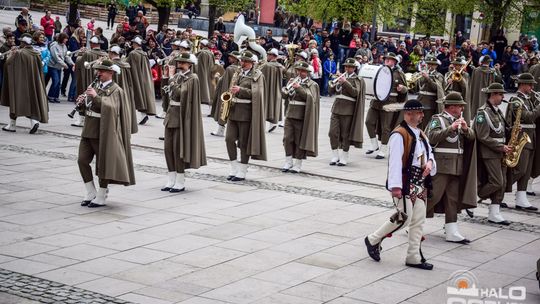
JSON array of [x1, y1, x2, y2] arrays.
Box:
[[77, 59, 135, 208], [444, 56, 471, 122], [260, 48, 285, 132], [210, 51, 241, 137], [1, 33, 48, 133], [426, 92, 477, 244], [364, 99, 437, 270], [127, 35, 156, 125], [195, 39, 214, 110], [328, 58, 365, 166], [416, 55, 444, 130], [280, 50, 308, 127], [225, 51, 267, 181], [161, 53, 207, 192], [108, 44, 137, 134], [71, 36, 107, 127], [466, 55, 503, 116], [156, 39, 186, 119], [503, 73, 540, 211], [365, 52, 408, 159], [281, 61, 320, 173], [474, 83, 513, 225]]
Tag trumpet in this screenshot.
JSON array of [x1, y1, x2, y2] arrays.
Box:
[[66, 48, 86, 57], [68, 76, 100, 118], [282, 76, 301, 95], [532, 90, 540, 100], [328, 73, 346, 90]]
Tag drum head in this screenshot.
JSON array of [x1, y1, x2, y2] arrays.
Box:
[[374, 66, 393, 102]]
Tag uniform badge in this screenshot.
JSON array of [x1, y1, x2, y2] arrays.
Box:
[[477, 113, 485, 123], [430, 119, 440, 129]]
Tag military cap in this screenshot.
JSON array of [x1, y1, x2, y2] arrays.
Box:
[[451, 56, 467, 65], [481, 83, 506, 94], [174, 52, 196, 64], [424, 56, 440, 65], [240, 51, 256, 62], [228, 51, 241, 58], [294, 61, 311, 71], [479, 55, 492, 64], [343, 58, 357, 67], [94, 59, 118, 72], [383, 52, 398, 61], [441, 91, 467, 105], [515, 73, 537, 84]]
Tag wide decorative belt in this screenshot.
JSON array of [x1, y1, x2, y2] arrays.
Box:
[[86, 110, 101, 118], [434, 147, 463, 154], [521, 124, 536, 129], [235, 98, 252, 104], [335, 94, 356, 102], [410, 166, 425, 186], [494, 137, 506, 143], [169, 101, 181, 106], [419, 91, 437, 96], [289, 101, 306, 106]]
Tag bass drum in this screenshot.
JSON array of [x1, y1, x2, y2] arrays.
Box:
[[358, 64, 393, 102]]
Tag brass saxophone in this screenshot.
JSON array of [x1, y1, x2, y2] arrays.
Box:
[[219, 67, 241, 122], [503, 100, 531, 168]]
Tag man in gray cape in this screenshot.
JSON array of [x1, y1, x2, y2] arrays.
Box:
[[72, 35, 107, 127], [161, 53, 207, 192], [195, 39, 214, 110], [466, 55, 503, 116], [1, 33, 48, 133], [127, 35, 156, 125], [281, 61, 320, 173], [260, 48, 285, 132], [77, 59, 135, 208], [225, 51, 267, 181], [108, 44, 137, 134]]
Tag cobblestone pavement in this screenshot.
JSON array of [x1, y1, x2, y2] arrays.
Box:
[[1, 8, 540, 304]]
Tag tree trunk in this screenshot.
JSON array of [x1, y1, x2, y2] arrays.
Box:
[[157, 6, 171, 31], [208, 4, 216, 38], [68, 0, 79, 27], [488, 0, 504, 39]]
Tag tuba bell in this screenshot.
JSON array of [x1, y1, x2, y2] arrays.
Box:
[[233, 14, 267, 62]]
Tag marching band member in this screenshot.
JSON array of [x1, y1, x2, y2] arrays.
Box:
[[77, 59, 135, 208], [195, 39, 214, 110], [504, 73, 540, 211], [365, 52, 408, 159], [1, 33, 48, 133], [426, 92, 477, 244], [260, 48, 285, 132], [225, 51, 267, 181], [416, 55, 444, 130], [108, 44, 137, 134], [280, 50, 308, 127], [161, 53, 207, 192], [444, 56, 470, 121], [156, 39, 185, 119], [281, 61, 319, 173], [126, 35, 156, 125], [467, 55, 503, 116], [328, 58, 365, 166]]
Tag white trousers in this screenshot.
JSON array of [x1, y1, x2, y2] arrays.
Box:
[[368, 191, 426, 264]]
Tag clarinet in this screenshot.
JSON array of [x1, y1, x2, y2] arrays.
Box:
[[68, 76, 100, 118]]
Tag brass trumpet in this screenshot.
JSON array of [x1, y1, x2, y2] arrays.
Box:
[[0, 47, 19, 60], [282, 76, 301, 95], [83, 58, 104, 69], [532, 90, 540, 100], [328, 73, 346, 90]]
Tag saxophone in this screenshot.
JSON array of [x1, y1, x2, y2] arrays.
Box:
[[219, 67, 241, 122], [503, 100, 531, 168]]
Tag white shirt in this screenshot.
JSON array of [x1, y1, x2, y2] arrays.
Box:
[[99, 80, 112, 89], [387, 125, 437, 190]]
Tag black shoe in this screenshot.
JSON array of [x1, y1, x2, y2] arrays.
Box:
[[526, 191, 536, 196], [337, 162, 346, 167], [329, 161, 337, 166], [281, 168, 289, 172], [161, 187, 171, 191], [71, 123, 84, 127], [29, 123, 39, 134], [87, 202, 106, 208], [80, 200, 92, 206], [447, 238, 471, 244], [61, 92, 67, 97], [364, 237, 381, 262], [268, 125, 277, 133], [465, 209, 474, 218], [375, 155, 385, 159], [159, 137, 164, 140], [139, 115, 149, 125], [226, 175, 234, 181], [289, 169, 299, 174], [515, 205, 538, 211], [500, 202, 509, 208], [406, 262, 433, 270], [231, 177, 245, 181], [206, 114, 212, 117], [366, 148, 379, 155], [488, 219, 511, 226], [2, 126, 15, 132], [169, 187, 185, 193]]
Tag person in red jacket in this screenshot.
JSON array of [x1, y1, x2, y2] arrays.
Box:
[[40, 10, 55, 42]]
